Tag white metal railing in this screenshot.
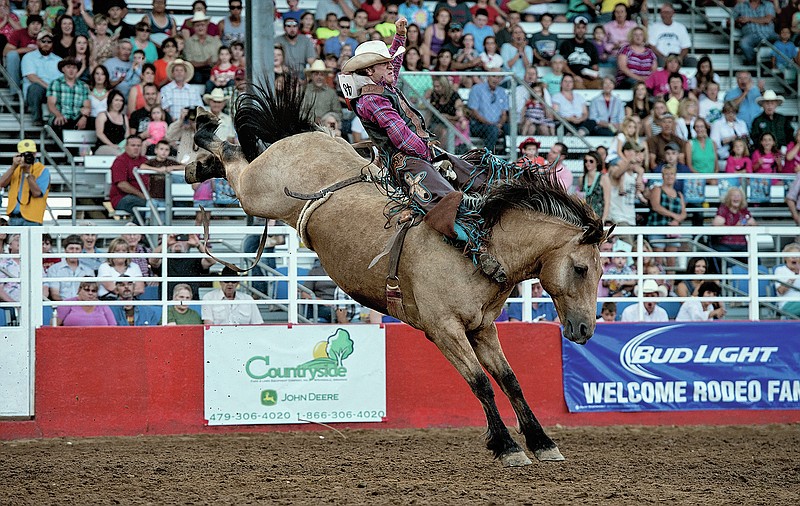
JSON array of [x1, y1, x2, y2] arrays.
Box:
[[0, 224, 795, 331]]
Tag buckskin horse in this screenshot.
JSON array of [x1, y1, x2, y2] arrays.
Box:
[[185, 81, 610, 467]]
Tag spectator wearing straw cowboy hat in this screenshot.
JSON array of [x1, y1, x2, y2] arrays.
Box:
[[750, 90, 794, 149], [620, 279, 670, 322], [182, 10, 221, 85], [160, 58, 202, 121], [0, 139, 50, 226], [203, 87, 235, 143], [302, 60, 340, 123]]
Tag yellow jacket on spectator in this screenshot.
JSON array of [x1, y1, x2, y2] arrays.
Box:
[[5, 161, 49, 224]]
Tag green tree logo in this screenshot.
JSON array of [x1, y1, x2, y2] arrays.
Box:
[[300, 328, 355, 369]]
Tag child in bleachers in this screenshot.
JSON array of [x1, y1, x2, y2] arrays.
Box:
[[752, 133, 782, 175], [725, 138, 752, 173], [208, 46, 237, 93], [772, 27, 799, 81], [542, 54, 565, 96], [597, 301, 617, 322], [521, 82, 555, 135], [603, 255, 637, 297], [752, 132, 781, 199], [516, 137, 546, 166], [43, 0, 62, 30], [142, 106, 168, 155], [592, 25, 614, 67]]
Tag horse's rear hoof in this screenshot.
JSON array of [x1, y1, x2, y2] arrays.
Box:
[[534, 446, 565, 462], [500, 451, 532, 467]]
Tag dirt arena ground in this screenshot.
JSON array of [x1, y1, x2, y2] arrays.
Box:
[[2, 424, 799, 505]]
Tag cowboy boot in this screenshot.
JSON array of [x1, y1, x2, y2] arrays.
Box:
[[423, 191, 462, 239]]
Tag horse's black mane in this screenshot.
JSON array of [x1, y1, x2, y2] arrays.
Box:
[[233, 73, 316, 162], [481, 168, 605, 245]]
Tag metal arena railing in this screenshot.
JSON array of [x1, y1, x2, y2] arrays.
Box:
[[1, 224, 799, 339]]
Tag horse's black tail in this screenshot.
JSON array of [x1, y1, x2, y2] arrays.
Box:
[[234, 73, 317, 162]]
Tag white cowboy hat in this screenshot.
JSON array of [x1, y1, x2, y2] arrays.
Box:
[[188, 11, 211, 24], [756, 90, 785, 104], [203, 87, 227, 104], [304, 59, 333, 75], [634, 279, 668, 297], [340, 40, 405, 74], [166, 58, 195, 82]]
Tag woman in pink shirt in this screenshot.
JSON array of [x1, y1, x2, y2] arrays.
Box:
[[604, 4, 637, 57], [57, 281, 117, 326]]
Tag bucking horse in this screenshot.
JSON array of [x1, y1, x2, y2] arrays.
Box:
[[185, 80, 611, 467]]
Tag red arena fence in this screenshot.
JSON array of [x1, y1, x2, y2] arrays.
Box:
[[1, 322, 799, 440]]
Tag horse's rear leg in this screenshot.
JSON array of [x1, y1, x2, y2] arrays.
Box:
[[426, 329, 531, 467], [469, 324, 564, 462]]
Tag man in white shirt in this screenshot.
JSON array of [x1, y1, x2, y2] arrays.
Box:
[[202, 267, 264, 325], [620, 279, 670, 322], [647, 3, 694, 66], [676, 281, 726, 321], [698, 82, 725, 125]]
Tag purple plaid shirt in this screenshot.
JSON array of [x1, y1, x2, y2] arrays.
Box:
[[354, 34, 430, 160]]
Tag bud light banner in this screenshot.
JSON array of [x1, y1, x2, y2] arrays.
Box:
[[562, 323, 800, 412]]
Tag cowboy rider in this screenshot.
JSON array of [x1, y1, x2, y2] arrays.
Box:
[[340, 16, 505, 281]]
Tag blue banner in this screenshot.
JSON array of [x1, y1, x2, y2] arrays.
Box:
[[563, 323, 800, 412]]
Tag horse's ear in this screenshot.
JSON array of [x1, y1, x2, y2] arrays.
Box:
[[601, 224, 616, 244]]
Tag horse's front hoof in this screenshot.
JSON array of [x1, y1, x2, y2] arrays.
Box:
[[534, 446, 565, 462], [500, 451, 532, 467]]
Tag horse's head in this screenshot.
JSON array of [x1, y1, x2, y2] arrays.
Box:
[[537, 225, 614, 345]]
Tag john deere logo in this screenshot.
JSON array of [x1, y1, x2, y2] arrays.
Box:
[[261, 389, 278, 406], [246, 328, 355, 380]]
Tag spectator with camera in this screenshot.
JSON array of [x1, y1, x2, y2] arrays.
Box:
[[1, 139, 50, 226]]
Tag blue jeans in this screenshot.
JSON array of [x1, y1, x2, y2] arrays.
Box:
[[26, 83, 47, 122], [8, 215, 42, 226], [740, 32, 778, 63], [4, 50, 22, 89], [470, 120, 509, 154], [115, 194, 147, 224]]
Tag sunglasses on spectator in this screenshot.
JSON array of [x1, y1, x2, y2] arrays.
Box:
[[81, 286, 98, 293], [138, 27, 151, 32], [230, 5, 242, 9], [584, 158, 596, 163], [387, 10, 398, 14], [339, 24, 350, 29], [40, 38, 53, 43]]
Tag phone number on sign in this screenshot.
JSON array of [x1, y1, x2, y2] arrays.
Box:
[[207, 410, 386, 423], [208, 411, 292, 422], [300, 410, 385, 421]]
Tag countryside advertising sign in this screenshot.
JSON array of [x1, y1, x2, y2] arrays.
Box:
[[205, 325, 386, 425], [563, 323, 800, 412]]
